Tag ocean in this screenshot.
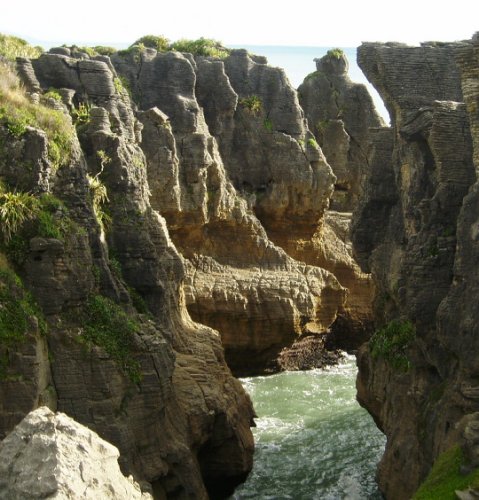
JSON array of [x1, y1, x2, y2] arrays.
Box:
[[231, 356, 385, 499]]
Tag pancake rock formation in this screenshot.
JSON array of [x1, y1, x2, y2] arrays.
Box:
[[0, 36, 382, 497], [352, 34, 479, 498], [0, 49, 254, 498]]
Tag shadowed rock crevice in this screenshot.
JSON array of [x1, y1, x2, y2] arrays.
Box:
[[352, 35, 479, 499]]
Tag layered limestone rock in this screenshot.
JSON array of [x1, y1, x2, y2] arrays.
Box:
[[0, 40, 381, 496], [194, 49, 372, 354], [0, 407, 152, 499], [112, 48, 348, 374], [0, 52, 254, 498], [352, 36, 479, 499], [298, 50, 384, 211], [289, 50, 390, 349]]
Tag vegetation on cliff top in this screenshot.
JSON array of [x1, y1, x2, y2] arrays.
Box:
[[413, 445, 479, 499], [327, 48, 345, 59], [0, 34, 43, 61], [0, 62, 73, 170], [119, 35, 231, 59]]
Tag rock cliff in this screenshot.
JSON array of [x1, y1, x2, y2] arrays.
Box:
[[277, 50, 383, 351], [352, 35, 479, 498], [0, 37, 381, 497], [0, 52, 254, 498], [111, 47, 352, 374], [298, 49, 384, 211]]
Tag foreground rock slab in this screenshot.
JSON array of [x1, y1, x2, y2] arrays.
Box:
[[0, 406, 152, 499]]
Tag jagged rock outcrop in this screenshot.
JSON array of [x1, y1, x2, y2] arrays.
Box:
[[112, 48, 349, 374], [0, 39, 382, 497], [0, 51, 254, 498], [352, 35, 479, 499], [286, 50, 391, 349], [0, 407, 152, 499], [298, 50, 384, 211]]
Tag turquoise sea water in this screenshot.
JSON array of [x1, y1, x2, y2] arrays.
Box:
[[229, 45, 389, 124], [231, 356, 385, 500]]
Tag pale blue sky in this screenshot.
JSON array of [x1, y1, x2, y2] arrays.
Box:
[[1, 0, 477, 48]]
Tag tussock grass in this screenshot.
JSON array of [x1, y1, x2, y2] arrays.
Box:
[[0, 62, 73, 170], [0, 34, 43, 61]]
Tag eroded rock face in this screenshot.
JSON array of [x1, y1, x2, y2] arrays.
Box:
[[298, 50, 384, 211], [0, 50, 255, 498], [352, 37, 479, 499], [0, 40, 379, 496], [0, 407, 152, 499], [113, 48, 348, 373]]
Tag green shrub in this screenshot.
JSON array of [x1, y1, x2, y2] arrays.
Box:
[[263, 118, 273, 131], [96, 149, 111, 167], [0, 191, 39, 242], [121, 36, 230, 59], [93, 45, 117, 56], [169, 37, 230, 58], [0, 34, 43, 61], [43, 89, 62, 102], [82, 295, 141, 382], [369, 319, 415, 370], [239, 95, 262, 114], [327, 48, 345, 59], [131, 35, 169, 52], [36, 194, 71, 239], [0, 267, 47, 378], [87, 173, 110, 228], [308, 137, 319, 148], [117, 44, 144, 63], [109, 256, 122, 279], [71, 102, 90, 127], [0, 62, 73, 170], [413, 446, 479, 499], [113, 76, 130, 96], [0, 191, 73, 264]]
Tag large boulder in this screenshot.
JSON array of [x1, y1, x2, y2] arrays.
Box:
[[0, 407, 152, 499]]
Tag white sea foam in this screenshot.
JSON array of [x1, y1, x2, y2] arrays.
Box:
[[232, 357, 385, 499]]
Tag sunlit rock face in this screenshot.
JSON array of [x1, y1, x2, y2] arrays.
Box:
[[0, 48, 255, 498], [114, 47, 355, 374]]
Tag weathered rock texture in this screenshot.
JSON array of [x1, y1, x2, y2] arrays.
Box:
[[278, 51, 383, 349], [0, 407, 152, 499], [0, 41, 380, 497], [352, 35, 479, 499], [298, 50, 384, 211], [0, 51, 255, 499], [111, 48, 353, 374]]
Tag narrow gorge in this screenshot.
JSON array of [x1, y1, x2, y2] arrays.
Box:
[[1, 30, 479, 499]]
